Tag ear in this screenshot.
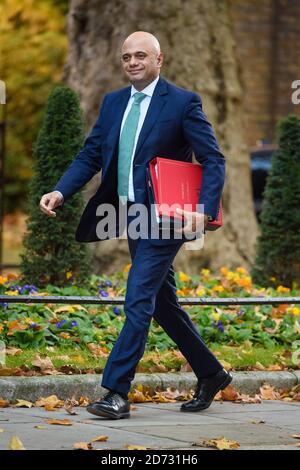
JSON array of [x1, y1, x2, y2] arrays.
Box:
[[157, 52, 164, 68]]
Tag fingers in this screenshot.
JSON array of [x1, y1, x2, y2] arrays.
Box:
[[174, 208, 205, 235], [39, 193, 60, 217]]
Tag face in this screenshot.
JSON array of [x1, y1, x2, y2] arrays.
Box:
[[121, 37, 163, 90]]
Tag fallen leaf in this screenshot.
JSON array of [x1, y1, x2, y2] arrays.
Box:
[[13, 399, 34, 408], [0, 399, 9, 407], [259, 384, 280, 400], [73, 441, 93, 450], [220, 360, 232, 371], [64, 397, 79, 415], [200, 437, 240, 450], [78, 396, 90, 407], [180, 362, 193, 373], [46, 419, 73, 426], [0, 428, 4, 432], [0, 368, 21, 376], [91, 436, 109, 442], [266, 364, 283, 371], [125, 444, 149, 450], [250, 420, 266, 424], [31, 354, 57, 375], [254, 362, 266, 371], [221, 385, 239, 401], [5, 347, 22, 356], [9, 436, 26, 450], [237, 394, 262, 404], [87, 343, 108, 358], [34, 425, 47, 430], [291, 434, 300, 439], [35, 395, 64, 409]]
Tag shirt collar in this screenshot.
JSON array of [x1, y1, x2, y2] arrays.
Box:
[[130, 75, 160, 98]]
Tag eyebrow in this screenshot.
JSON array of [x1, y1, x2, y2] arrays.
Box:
[[122, 50, 148, 58]]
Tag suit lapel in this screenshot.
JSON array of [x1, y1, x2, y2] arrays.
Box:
[[106, 86, 131, 154], [133, 77, 168, 163]]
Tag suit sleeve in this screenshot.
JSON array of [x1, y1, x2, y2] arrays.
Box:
[[52, 95, 108, 203], [182, 93, 226, 220]]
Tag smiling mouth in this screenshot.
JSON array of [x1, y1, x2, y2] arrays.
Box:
[[129, 69, 143, 73]]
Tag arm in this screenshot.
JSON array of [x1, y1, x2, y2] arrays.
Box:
[[52, 95, 108, 203], [182, 93, 226, 221]]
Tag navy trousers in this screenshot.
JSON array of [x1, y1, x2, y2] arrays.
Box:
[[101, 212, 223, 396]]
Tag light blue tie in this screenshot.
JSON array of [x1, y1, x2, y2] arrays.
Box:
[[117, 92, 147, 201]]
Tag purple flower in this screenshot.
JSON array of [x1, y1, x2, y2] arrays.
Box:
[[99, 290, 109, 297], [29, 323, 37, 329], [20, 284, 38, 294], [105, 280, 112, 287], [113, 306, 121, 315], [71, 320, 78, 328], [56, 319, 68, 328], [212, 320, 224, 333], [0, 302, 8, 309]]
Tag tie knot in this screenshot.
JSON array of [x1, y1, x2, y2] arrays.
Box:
[[133, 92, 146, 104]]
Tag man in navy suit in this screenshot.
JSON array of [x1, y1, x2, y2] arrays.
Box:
[[40, 31, 232, 419]]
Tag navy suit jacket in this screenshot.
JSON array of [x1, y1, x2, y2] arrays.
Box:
[[53, 76, 226, 243]]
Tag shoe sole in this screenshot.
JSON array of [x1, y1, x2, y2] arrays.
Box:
[[180, 372, 233, 412], [86, 405, 130, 420]]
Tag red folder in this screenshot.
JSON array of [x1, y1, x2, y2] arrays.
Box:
[[148, 157, 223, 231]]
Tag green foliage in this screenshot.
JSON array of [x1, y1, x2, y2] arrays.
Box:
[[19, 86, 92, 287], [1, 271, 299, 351], [252, 115, 300, 287], [0, 0, 68, 212]]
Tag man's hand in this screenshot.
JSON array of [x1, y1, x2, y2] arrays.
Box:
[[39, 191, 63, 217], [174, 208, 208, 235]]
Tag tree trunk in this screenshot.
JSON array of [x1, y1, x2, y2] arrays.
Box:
[[64, 0, 258, 274]]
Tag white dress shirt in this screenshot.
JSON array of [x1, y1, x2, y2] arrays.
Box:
[[120, 75, 160, 201], [54, 75, 160, 205]]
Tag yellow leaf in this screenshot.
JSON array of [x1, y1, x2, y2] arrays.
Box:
[[220, 360, 232, 370], [126, 444, 148, 450], [46, 419, 73, 426], [9, 436, 26, 450], [0, 428, 4, 432], [34, 426, 47, 430], [53, 305, 75, 314], [13, 399, 33, 408], [73, 441, 93, 450], [201, 437, 240, 450], [35, 395, 64, 408], [91, 435, 109, 442]]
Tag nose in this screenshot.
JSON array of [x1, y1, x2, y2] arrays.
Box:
[[129, 56, 139, 67]]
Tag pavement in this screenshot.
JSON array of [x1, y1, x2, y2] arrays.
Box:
[[0, 400, 299, 450], [0, 371, 300, 402], [0, 371, 300, 450]]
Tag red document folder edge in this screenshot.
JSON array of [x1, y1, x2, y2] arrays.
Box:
[[148, 157, 223, 231]]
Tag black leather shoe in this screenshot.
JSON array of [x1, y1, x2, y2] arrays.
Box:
[[87, 391, 130, 419], [180, 369, 233, 412]]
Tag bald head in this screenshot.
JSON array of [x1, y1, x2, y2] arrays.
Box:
[[121, 31, 163, 91], [122, 31, 161, 55]]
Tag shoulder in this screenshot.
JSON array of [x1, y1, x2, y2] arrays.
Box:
[[161, 77, 202, 106], [101, 85, 131, 106]]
